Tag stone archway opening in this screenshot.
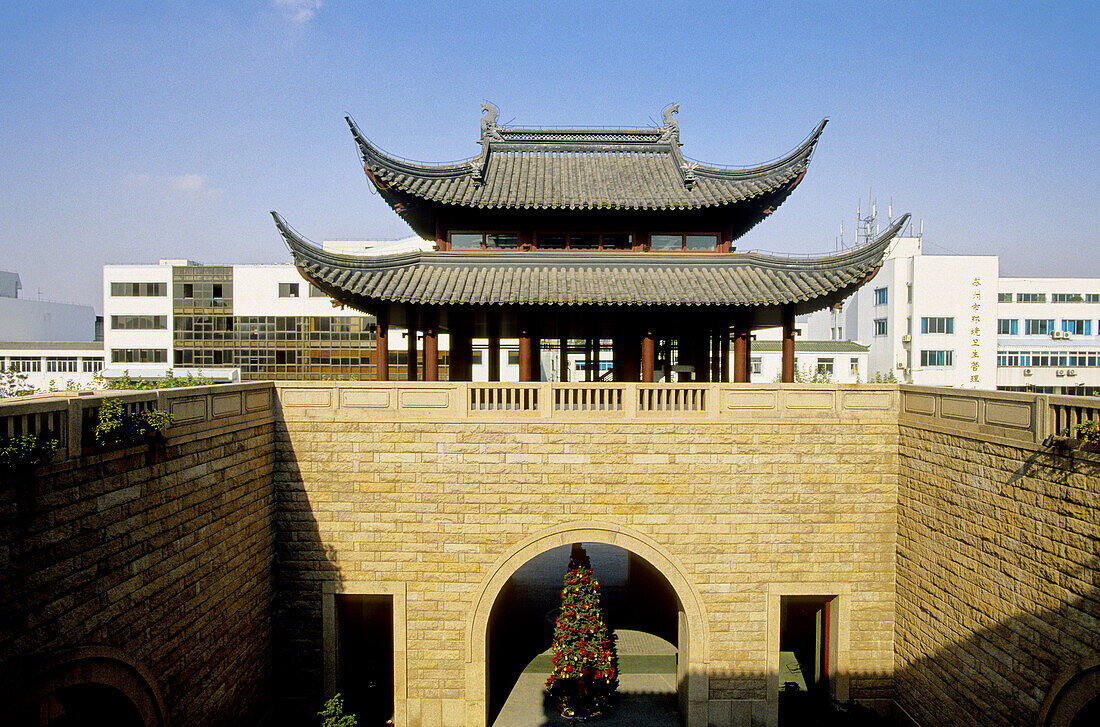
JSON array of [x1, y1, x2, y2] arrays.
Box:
[[486, 542, 684, 727], [7, 648, 167, 727]]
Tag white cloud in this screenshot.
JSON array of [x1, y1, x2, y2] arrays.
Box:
[[275, 0, 322, 23], [126, 173, 224, 200]]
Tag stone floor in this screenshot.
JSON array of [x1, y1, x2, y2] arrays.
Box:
[[491, 629, 680, 727]]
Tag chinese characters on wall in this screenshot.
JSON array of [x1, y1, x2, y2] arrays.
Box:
[[970, 277, 982, 384]]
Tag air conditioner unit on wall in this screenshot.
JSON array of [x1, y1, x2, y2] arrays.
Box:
[[1067, 369, 1077, 377], [1023, 369, 1033, 376], [1056, 369, 1066, 377], [901, 334, 911, 343], [1052, 331, 1070, 340]]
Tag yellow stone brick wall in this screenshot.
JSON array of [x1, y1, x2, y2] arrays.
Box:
[[274, 382, 900, 727]]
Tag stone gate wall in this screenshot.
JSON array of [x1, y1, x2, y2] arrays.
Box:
[[273, 382, 901, 727]]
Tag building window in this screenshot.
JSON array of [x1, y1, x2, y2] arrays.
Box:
[[850, 358, 860, 376], [449, 232, 519, 250], [507, 351, 520, 366], [873, 318, 888, 336], [309, 284, 328, 298], [82, 358, 104, 372], [182, 283, 194, 298], [873, 287, 888, 306], [8, 357, 42, 372], [1024, 319, 1054, 335], [1086, 294, 1100, 303], [998, 293, 1012, 303], [998, 319, 1019, 335], [751, 357, 762, 375], [111, 315, 168, 330], [110, 348, 168, 364], [535, 232, 634, 250], [921, 317, 955, 334], [471, 351, 484, 366], [110, 282, 167, 297], [920, 350, 954, 367], [46, 357, 78, 373], [279, 282, 300, 298], [816, 358, 834, 375], [1016, 293, 1046, 303], [1052, 293, 1084, 303], [907, 284, 912, 303], [649, 233, 719, 251], [1062, 319, 1092, 335]]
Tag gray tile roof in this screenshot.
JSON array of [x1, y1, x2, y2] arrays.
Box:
[[347, 105, 825, 232], [274, 213, 908, 310]]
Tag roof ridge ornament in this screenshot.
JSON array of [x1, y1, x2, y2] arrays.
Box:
[[480, 101, 502, 143], [660, 103, 680, 144]]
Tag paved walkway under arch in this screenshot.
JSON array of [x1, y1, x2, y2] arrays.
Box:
[[491, 629, 680, 727]]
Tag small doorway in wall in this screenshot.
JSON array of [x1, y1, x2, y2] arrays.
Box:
[[336, 594, 395, 726], [779, 595, 835, 722]]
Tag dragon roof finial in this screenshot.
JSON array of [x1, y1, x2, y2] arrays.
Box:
[[480, 101, 501, 142], [660, 103, 680, 142]]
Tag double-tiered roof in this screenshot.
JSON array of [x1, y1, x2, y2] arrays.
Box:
[[273, 104, 907, 383]]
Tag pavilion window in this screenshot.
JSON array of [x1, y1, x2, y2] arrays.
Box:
[[533, 232, 634, 250], [650, 233, 719, 251], [449, 232, 519, 250]]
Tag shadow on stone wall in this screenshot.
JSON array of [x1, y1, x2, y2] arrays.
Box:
[[271, 416, 343, 726]]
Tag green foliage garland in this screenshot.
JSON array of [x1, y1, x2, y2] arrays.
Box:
[[545, 544, 619, 720], [94, 398, 173, 446]]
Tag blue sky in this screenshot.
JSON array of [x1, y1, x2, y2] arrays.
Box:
[[1, 1, 1096, 311]]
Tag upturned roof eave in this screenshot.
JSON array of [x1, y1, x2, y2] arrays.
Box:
[[273, 210, 908, 276]]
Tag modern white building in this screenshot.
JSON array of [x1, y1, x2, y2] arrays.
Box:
[[102, 240, 442, 381], [800, 229, 1100, 394]]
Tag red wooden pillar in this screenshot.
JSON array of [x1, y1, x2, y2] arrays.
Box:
[[375, 310, 389, 381], [641, 329, 655, 383], [518, 321, 533, 382], [423, 312, 439, 381], [733, 322, 749, 383], [782, 305, 796, 383], [406, 309, 418, 381]]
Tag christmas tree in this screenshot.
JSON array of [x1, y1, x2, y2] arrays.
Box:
[[545, 544, 619, 720]]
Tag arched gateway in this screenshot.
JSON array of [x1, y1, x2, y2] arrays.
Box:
[[465, 523, 710, 727]]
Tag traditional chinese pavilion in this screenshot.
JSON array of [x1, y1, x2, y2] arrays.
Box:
[[274, 104, 907, 383]]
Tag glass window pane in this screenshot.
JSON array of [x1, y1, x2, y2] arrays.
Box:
[[485, 233, 518, 249], [685, 234, 718, 251], [537, 233, 567, 249], [451, 234, 483, 250], [602, 233, 632, 250], [569, 234, 600, 250], [651, 234, 681, 251]]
